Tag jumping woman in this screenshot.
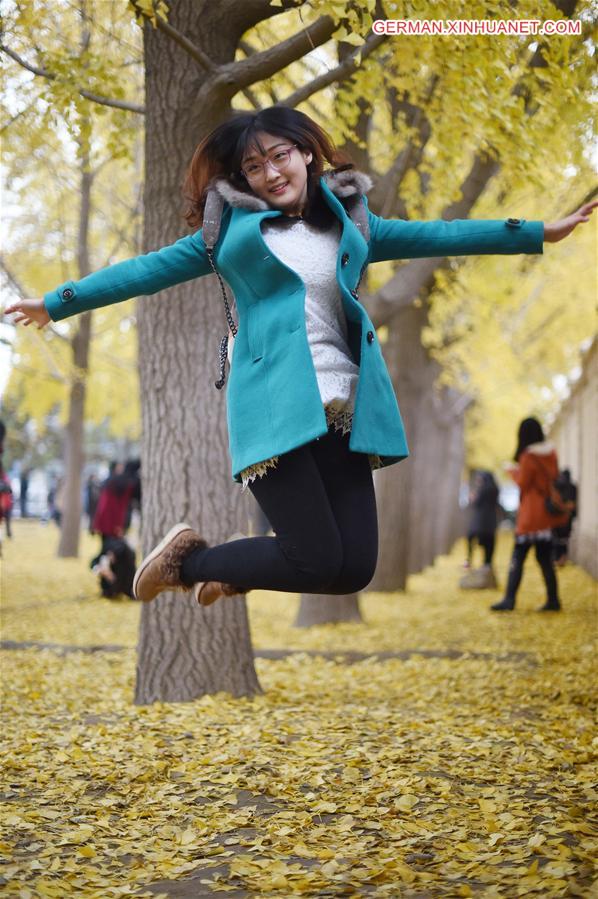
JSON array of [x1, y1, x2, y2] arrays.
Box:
[[6, 107, 596, 607]]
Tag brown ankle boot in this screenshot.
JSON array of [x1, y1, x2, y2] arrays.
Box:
[[192, 531, 248, 606], [194, 581, 245, 606], [133, 523, 208, 602]]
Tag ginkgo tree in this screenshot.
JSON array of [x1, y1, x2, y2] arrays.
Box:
[[355, 0, 595, 589], [1, 0, 143, 556], [425, 194, 597, 473]]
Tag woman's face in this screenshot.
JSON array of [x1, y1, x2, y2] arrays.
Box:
[[240, 131, 313, 216]]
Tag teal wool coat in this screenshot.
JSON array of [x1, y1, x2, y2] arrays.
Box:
[[44, 170, 544, 482]]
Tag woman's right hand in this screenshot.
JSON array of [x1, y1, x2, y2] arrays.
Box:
[[4, 298, 51, 329]]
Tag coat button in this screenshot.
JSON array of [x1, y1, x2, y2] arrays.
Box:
[[350, 289, 359, 299], [366, 330, 375, 344], [341, 252, 349, 266], [506, 217, 521, 227], [62, 288, 74, 300]]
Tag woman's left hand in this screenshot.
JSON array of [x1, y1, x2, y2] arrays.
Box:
[[544, 199, 598, 243]]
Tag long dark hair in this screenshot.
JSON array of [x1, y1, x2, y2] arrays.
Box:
[[514, 417, 545, 461], [183, 107, 354, 230]]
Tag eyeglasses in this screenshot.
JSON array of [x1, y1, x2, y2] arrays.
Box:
[[241, 144, 299, 182]]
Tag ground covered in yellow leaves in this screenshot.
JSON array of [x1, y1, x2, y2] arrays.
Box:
[[1, 521, 596, 898]]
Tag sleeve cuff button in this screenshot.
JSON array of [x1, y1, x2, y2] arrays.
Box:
[[506, 217, 521, 227], [62, 288, 74, 300]]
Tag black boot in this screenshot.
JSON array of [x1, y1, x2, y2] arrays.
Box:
[[490, 597, 515, 611], [537, 601, 561, 612]]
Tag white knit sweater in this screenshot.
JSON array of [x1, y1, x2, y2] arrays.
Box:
[[263, 217, 359, 406]]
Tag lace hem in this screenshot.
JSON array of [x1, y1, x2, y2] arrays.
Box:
[[240, 455, 281, 490], [240, 405, 383, 489], [325, 405, 354, 436]]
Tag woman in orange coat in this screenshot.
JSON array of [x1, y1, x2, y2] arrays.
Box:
[[491, 417, 567, 612]]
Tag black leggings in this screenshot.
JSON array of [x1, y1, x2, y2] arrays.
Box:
[[504, 539, 559, 605], [180, 427, 378, 595], [468, 533, 495, 566]]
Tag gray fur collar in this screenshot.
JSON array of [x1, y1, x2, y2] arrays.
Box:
[[209, 168, 373, 212]]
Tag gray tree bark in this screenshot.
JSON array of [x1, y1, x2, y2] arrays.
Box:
[[57, 6, 96, 557], [430, 389, 468, 558], [57, 149, 92, 557], [370, 304, 428, 590], [371, 308, 467, 588], [294, 593, 361, 627], [134, 2, 264, 704]]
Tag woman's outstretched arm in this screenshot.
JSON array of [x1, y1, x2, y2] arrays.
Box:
[[367, 199, 597, 264], [5, 228, 211, 327]]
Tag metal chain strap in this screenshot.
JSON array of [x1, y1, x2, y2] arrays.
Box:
[[206, 247, 237, 390], [214, 335, 229, 391]]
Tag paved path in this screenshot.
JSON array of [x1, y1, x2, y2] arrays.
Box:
[[1, 639, 535, 665]]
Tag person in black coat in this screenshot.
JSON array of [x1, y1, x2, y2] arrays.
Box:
[[19, 469, 30, 519], [84, 473, 101, 534], [90, 536, 137, 599], [461, 471, 500, 590]]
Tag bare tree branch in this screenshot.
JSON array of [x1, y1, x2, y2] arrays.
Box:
[[365, 1, 588, 327], [0, 95, 40, 133], [0, 44, 145, 114], [0, 255, 28, 297], [0, 255, 70, 344], [241, 85, 263, 109], [281, 32, 387, 107], [217, 0, 308, 34], [366, 153, 502, 327], [148, 10, 217, 73], [238, 39, 257, 57], [369, 76, 440, 219], [211, 15, 337, 97], [0, 256, 71, 344]]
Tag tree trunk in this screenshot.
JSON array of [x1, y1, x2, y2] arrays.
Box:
[[370, 462, 410, 591], [57, 149, 93, 557], [431, 390, 466, 557], [294, 593, 361, 627], [370, 303, 430, 590], [134, 2, 261, 704], [407, 375, 438, 575]]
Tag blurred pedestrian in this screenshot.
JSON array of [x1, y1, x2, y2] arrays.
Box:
[[552, 469, 578, 566], [91, 535, 137, 600], [123, 459, 141, 533], [491, 417, 567, 612], [84, 473, 101, 535], [460, 470, 500, 589], [54, 477, 64, 526], [0, 421, 7, 554], [46, 482, 56, 523], [92, 462, 134, 553], [0, 464, 13, 538], [19, 469, 30, 519]]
